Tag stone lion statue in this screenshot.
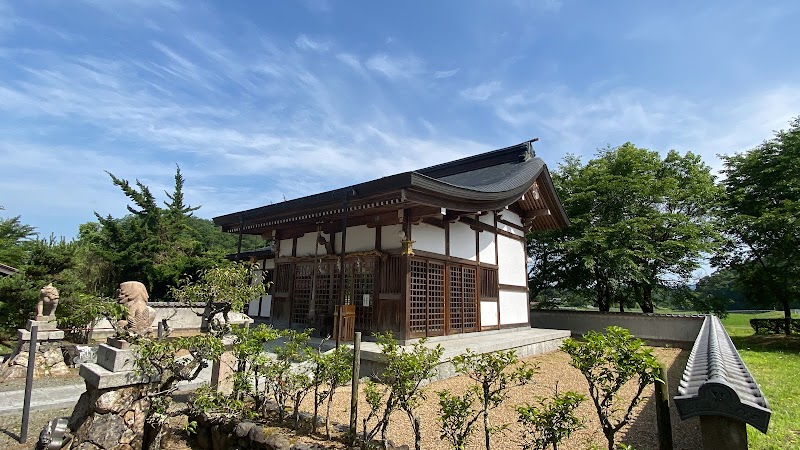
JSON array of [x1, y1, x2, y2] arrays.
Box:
[[116, 281, 156, 336], [36, 284, 59, 320]]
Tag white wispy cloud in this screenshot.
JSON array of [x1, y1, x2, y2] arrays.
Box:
[[365, 53, 425, 80], [295, 34, 331, 52], [460, 80, 502, 101], [490, 83, 800, 171], [336, 53, 363, 73], [434, 68, 460, 79]]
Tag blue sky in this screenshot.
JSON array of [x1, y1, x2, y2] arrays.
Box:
[[1, 0, 799, 246]]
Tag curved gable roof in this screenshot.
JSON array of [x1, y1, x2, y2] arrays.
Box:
[[214, 140, 568, 235]]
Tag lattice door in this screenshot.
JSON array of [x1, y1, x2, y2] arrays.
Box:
[[449, 266, 463, 333], [409, 259, 445, 337], [427, 261, 445, 336], [292, 263, 313, 325], [462, 267, 477, 331], [410, 260, 427, 335]]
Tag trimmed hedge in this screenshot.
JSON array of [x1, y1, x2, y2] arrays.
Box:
[[750, 318, 800, 334]]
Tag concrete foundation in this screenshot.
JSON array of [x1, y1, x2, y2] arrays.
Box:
[[343, 327, 569, 381]]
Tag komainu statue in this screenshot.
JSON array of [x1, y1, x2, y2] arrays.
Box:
[[36, 283, 59, 321], [116, 281, 156, 337]]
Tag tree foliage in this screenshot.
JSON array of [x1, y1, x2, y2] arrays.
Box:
[[516, 388, 585, 450], [171, 262, 266, 336], [449, 349, 536, 450], [528, 144, 720, 312], [561, 326, 660, 450], [716, 117, 800, 334], [362, 332, 443, 450], [85, 166, 263, 300]]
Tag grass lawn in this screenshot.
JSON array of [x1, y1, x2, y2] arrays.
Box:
[[721, 312, 800, 450]]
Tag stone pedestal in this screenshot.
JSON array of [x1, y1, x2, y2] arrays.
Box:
[[79, 339, 149, 389], [0, 318, 68, 380], [69, 338, 154, 450]]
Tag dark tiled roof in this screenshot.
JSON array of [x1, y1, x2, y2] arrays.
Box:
[[213, 140, 567, 233], [674, 316, 771, 433], [0, 262, 19, 276]]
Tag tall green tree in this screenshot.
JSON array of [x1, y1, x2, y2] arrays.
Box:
[[0, 207, 36, 268], [85, 166, 265, 299], [88, 166, 217, 299], [528, 144, 720, 312], [716, 117, 800, 334]]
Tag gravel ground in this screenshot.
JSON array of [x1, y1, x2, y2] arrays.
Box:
[[0, 348, 701, 450], [305, 347, 701, 450]]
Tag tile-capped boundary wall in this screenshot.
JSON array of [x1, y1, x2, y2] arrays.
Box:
[[674, 316, 771, 449], [529, 310, 706, 346]]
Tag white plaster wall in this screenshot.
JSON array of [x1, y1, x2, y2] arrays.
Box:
[[412, 223, 445, 255], [263, 259, 275, 270], [278, 239, 292, 257], [479, 213, 495, 225], [295, 232, 322, 256], [381, 224, 403, 250], [333, 225, 376, 252], [498, 210, 525, 237], [450, 221, 477, 261], [499, 290, 528, 325], [479, 230, 496, 264], [498, 235, 527, 286], [480, 301, 498, 327]]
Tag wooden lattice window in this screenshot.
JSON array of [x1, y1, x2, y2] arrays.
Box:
[[292, 263, 313, 325], [380, 255, 404, 294], [274, 263, 293, 296], [480, 267, 499, 300]]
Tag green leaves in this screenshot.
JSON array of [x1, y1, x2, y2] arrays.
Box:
[[561, 326, 660, 450], [529, 144, 720, 312], [517, 389, 585, 450], [716, 117, 800, 332]]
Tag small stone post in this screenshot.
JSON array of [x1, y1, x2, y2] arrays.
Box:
[[350, 332, 361, 444], [655, 363, 673, 450], [20, 324, 38, 443]]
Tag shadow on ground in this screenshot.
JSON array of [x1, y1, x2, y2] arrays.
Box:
[[621, 348, 702, 450]]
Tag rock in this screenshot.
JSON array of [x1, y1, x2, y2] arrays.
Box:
[[234, 421, 255, 438], [110, 444, 134, 450], [50, 361, 70, 375], [131, 397, 150, 432], [264, 433, 291, 450], [75, 443, 101, 450], [210, 424, 230, 450], [16, 352, 29, 367], [96, 386, 140, 414], [122, 410, 135, 426], [248, 426, 267, 446], [86, 414, 127, 449], [44, 348, 62, 366], [119, 427, 136, 445], [290, 443, 316, 450]]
